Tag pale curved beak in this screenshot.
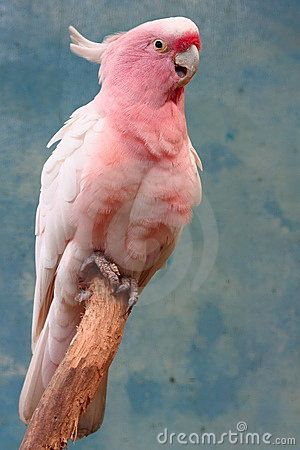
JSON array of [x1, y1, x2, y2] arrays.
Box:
[[174, 44, 199, 86]]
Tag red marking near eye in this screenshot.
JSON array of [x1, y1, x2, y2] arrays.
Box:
[[173, 32, 202, 53]]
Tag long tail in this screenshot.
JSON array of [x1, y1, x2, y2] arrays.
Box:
[[19, 301, 108, 438]]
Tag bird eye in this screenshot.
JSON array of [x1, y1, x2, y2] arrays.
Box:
[[153, 39, 168, 52]]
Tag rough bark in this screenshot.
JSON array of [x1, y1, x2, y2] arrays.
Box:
[[19, 275, 130, 450]]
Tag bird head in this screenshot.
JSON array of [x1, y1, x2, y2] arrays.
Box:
[[69, 17, 201, 105]]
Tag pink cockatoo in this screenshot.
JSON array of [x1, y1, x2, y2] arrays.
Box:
[[19, 17, 203, 437]]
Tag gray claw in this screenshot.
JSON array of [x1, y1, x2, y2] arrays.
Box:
[[75, 289, 92, 303], [128, 279, 139, 311], [80, 255, 97, 273], [114, 277, 139, 311], [114, 277, 131, 295]]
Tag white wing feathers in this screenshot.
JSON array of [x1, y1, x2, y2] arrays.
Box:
[[20, 102, 108, 431], [188, 138, 203, 206], [31, 101, 102, 349], [188, 137, 203, 172]]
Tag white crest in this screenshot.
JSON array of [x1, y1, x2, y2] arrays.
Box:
[[69, 26, 125, 64]]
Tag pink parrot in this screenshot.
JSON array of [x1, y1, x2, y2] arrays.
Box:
[[19, 17, 203, 438]]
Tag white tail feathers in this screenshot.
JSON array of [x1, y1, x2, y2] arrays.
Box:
[[69, 25, 125, 64]]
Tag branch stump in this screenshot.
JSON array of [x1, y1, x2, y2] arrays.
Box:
[[20, 274, 130, 449]]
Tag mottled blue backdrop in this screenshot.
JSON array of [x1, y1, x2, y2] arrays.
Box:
[[0, 1, 299, 449]]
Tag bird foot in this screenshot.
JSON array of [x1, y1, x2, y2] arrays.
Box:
[[80, 252, 138, 311], [115, 277, 139, 311], [80, 252, 121, 290]]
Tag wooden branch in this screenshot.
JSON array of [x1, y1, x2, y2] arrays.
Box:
[[20, 275, 130, 450]]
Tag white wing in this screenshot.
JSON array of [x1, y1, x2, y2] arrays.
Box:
[[31, 101, 102, 349], [188, 137, 203, 204]]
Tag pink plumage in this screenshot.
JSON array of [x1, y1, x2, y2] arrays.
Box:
[[19, 16, 203, 438]]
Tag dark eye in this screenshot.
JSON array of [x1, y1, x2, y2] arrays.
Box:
[[153, 39, 168, 53]]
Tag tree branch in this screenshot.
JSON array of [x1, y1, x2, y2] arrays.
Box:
[[19, 274, 130, 450]]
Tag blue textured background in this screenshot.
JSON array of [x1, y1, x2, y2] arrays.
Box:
[[0, 1, 299, 449]]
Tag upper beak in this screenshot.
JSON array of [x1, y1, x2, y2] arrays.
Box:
[[174, 44, 199, 86]]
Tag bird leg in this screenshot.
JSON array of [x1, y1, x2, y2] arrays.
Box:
[[79, 252, 138, 309]]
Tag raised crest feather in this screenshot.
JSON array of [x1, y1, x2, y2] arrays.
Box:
[[69, 25, 125, 63]]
